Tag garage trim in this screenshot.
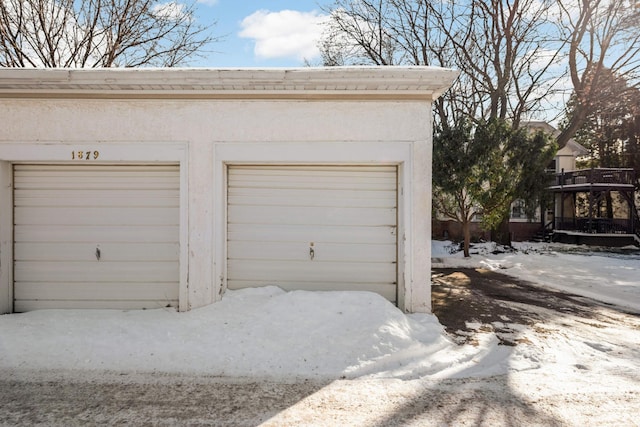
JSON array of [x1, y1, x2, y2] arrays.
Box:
[[0, 141, 189, 313], [0, 161, 12, 314]]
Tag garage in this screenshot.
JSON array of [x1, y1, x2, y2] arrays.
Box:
[[0, 67, 459, 314], [13, 164, 180, 311], [227, 165, 398, 302]]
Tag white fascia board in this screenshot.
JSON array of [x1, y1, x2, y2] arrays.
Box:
[[0, 67, 459, 100]]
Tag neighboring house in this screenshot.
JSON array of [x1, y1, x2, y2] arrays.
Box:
[[432, 201, 544, 243], [0, 67, 457, 314], [529, 122, 638, 246]]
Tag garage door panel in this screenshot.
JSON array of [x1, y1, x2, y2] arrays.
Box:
[[15, 261, 178, 282], [229, 190, 396, 208], [13, 176, 179, 190], [228, 205, 396, 227], [229, 165, 396, 174], [228, 241, 396, 263], [227, 260, 396, 284], [14, 282, 178, 302], [229, 168, 396, 190], [229, 179, 396, 192], [14, 299, 176, 311], [14, 166, 179, 190], [15, 207, 179, 226], [228, 224, 396, 245], [15, 225, 179, 243], [15, 243, 179, 262], [15, 164, 178, 173], [230, 172, 396, 185], [15, 189, 180, 207], [13, 164, 180, 311]]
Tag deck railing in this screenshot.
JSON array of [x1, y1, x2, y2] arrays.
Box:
[[555, 168, 636, 187], [555, 217, 634, 234]]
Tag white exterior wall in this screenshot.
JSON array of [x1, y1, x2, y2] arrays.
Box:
[[0, 67, 457, 314], [555, 140, 589, 173], [556, 153, 577, 173]]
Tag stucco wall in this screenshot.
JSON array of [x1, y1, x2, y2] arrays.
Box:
[[3, 99, 429, 142]]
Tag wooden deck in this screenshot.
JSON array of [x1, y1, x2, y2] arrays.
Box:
[[548, 168, 638, 246], [549, 168, 635, 191]]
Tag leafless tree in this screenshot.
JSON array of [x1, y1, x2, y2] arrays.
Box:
[[0, 0, 218, 67], [320, 0, 565, 129], [321, 0, 568, 245], [555, 0, 640, 148]]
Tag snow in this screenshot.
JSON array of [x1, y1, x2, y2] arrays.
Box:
[[1, 240, 639, 424], [0, 286, 497, 379], [432, 240, 640, 312], [1, 241, 638, 379], [1, 241, 639, 380]]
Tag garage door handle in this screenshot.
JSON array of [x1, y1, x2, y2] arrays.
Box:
[[95, 247, 101, 261], [309, 246, 315, 261]]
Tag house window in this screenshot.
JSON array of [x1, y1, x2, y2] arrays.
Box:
[[511, 199, 526, 219]]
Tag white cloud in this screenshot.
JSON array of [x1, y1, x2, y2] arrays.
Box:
[[239, 9, 330, 61], [152, 2, 187, 20], [523, 48, 565, 73], [196, 0, 219, 5]]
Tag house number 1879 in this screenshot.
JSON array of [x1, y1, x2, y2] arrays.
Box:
[[71, 150, 100, 160]]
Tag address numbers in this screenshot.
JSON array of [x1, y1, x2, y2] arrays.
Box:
[[71, 150, 100, 160]]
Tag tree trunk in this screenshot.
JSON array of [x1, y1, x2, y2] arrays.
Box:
[[556, 107, 588, 149], [462, 220, 471, 258]]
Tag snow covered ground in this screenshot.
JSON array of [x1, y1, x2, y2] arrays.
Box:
[[1, 285, 513, 380], [432, 240, 640, 313], [1, 240, 639, 425]]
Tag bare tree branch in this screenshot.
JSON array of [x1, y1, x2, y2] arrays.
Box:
[[557, 0, 640, 148], [320, 0, 565, 129], [0, 0, 220, 68]]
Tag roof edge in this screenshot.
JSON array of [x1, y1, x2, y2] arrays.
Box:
[[0, 67, 459, 100]]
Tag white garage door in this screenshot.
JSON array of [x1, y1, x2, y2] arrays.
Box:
[[227, 165, 398, 302], [13, 165, 180, 311]]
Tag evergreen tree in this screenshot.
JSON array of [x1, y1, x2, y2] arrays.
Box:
[[474, 119, 556, 245], [434, 118, 556, 255]]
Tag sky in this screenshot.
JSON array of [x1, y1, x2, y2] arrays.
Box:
[[191, 0, 334, 67], [185, 0, 568, 124]]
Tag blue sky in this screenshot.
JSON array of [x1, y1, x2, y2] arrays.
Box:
[[191, 0, 334, 67]]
